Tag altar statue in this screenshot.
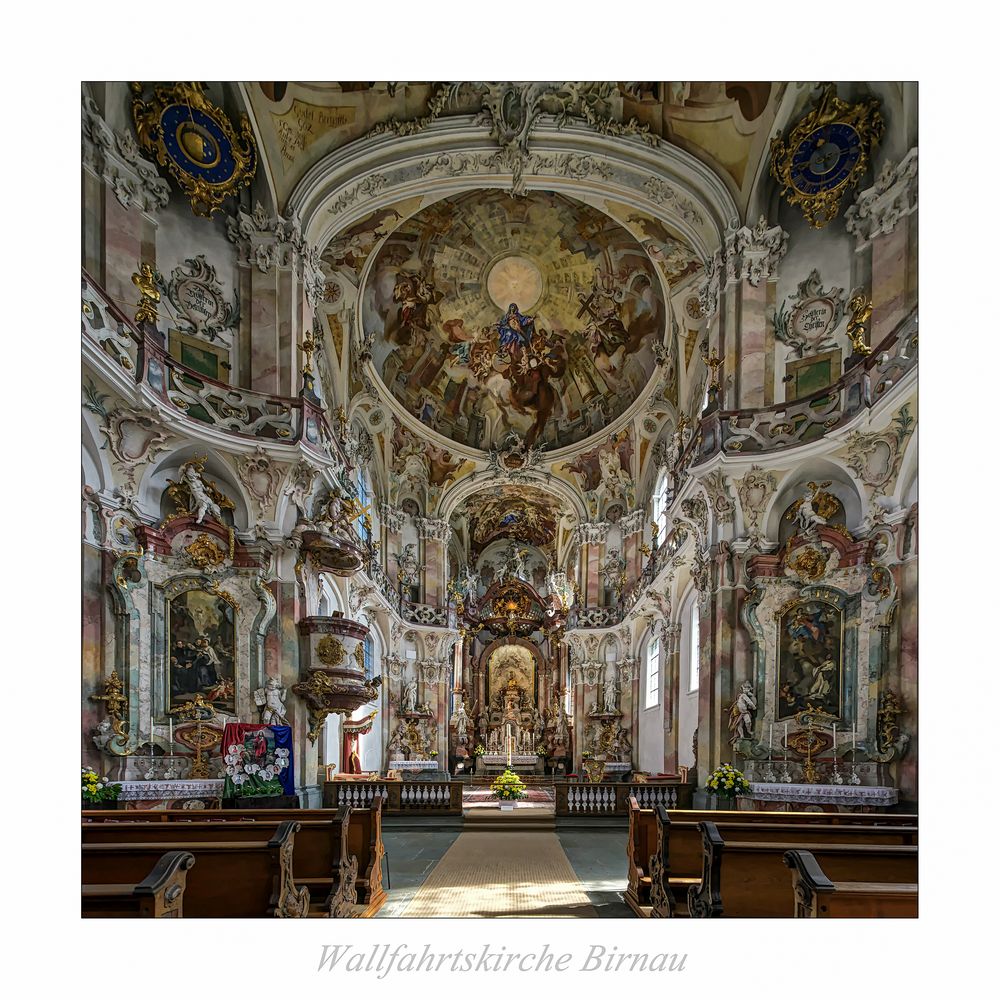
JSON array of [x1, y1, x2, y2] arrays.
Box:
[[181, 460, 223, 524], [795, 481, 832, 537], [402, 678, 418, 714], [253, 676, 289, 727], [728, 680, 757, 744], [602, 660, 618, 713], [452, 698, 470, 744]]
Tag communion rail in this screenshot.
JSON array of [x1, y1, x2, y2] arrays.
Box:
[[555, 781, 695, 816], [323, 779, 463, 815]]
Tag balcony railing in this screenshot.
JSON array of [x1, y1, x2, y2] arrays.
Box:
[[677, 309, 917, 470], [82, 270, 338, 459]]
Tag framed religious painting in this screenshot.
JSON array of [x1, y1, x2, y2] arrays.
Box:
[[167, 588, 236, 713], [775, 597, 844, 720]]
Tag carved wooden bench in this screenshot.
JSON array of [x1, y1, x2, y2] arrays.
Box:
[[783, 849, 918, 917], [686, 821, 918, 917], [640, 806, 917, 917], [81, 819, 309, 917], [83, 800, 386, 916], [82, 849, 195, 918]]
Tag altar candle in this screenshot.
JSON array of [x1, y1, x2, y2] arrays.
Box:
[[169, 718, 174, 753], [833, 724, 837, 757], [852, 728, 856, 753], [769, 724, 773, 751], [784, 722, 788, 759]]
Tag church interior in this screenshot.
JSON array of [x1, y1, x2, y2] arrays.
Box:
[[80, 80, 918, 920]]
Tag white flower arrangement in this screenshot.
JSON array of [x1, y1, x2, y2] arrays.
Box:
[[223, 735, 290, 799]]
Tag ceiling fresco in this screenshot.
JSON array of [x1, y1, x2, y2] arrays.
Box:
[[460, 485, 562, 553], [246, 83, 785, 212], [362, 190, 667, 452]]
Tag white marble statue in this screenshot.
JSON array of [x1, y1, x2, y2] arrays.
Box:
[[555, 704, 569, 744], [796, 481, 830, 537], [181, 461, 223, 524], [452, 698, 470, 744], [598, 444, 632, 499], [253, 676, 289, 727], [402, 678, 418, 714], [728, 680, 757, 744], [602, 660, 618, 713]]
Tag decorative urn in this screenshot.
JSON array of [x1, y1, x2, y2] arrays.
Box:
[[293, 614, 381, 742]]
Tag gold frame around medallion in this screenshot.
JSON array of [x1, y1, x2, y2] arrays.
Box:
[[770, 83, 883, 228], [131, 82, 257, 217]]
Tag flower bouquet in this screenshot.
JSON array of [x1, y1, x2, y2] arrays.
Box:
[[473, 744, 485, 757], [82, 766, 122, 808], [490, 767, 527, 806], [223, 740, 291, 798], [706, 762, 751, 801]]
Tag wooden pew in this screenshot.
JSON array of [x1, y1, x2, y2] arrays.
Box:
[[83, 809, 360, 916], [641, 806, 917, 917], [83, 799, 387, 916], [82, 850, 194, 918], [82, 820, 309, 918], [687, 821, 918, 917], [783, 850, 918, 918]]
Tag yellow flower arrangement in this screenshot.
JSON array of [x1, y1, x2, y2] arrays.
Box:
[[490, 767, 527, 801], [705, 763, 751, 800], [82, 766, 122, 805]]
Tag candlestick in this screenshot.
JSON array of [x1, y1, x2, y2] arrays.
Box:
[[769, 723, 773, 752], [832, 723, 837, 759], [783, 722, 788, 761], [852, 728, 856, 753]]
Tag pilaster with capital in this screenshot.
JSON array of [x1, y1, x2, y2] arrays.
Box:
[[845, 148, 918, 344], [698, 216, 787, 409], [81, 92, 168, 312], [416, 517, 451, 606], [574, 521, 610, 606], [227, 203, 323, 396]]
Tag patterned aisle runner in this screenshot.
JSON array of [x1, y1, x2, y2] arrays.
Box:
[[400, 830, 597, 918]]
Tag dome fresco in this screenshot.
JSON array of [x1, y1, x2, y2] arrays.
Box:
[[362, 190, 667, 452]]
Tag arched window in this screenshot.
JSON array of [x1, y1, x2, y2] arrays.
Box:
[[652, 472, 672, 539], [646, 633, 660, 709], [355, 468, 371, 545], [363, 634, 374, 681], [689, 600, 700, 693]]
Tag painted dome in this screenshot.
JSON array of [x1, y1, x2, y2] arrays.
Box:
[[361, 190, 666, 452]]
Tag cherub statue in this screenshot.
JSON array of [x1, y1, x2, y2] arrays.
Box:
[[253, 676, 289, 727], [728, 680, 757, 745]]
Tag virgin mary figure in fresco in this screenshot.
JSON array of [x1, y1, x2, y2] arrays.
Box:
[[496, 303, 536, 352]]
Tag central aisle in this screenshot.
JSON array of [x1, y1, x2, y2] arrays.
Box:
[[400, 813, 598, 918]]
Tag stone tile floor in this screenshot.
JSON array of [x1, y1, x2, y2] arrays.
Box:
[[376, 823, 631, 918]]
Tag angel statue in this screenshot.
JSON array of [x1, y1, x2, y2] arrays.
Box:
[[253, 676, 289, 727], [180, 460, 223, 524], [728, 681, 757, 745]]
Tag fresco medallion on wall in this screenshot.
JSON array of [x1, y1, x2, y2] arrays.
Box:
[[361, 190, 667, 452]]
